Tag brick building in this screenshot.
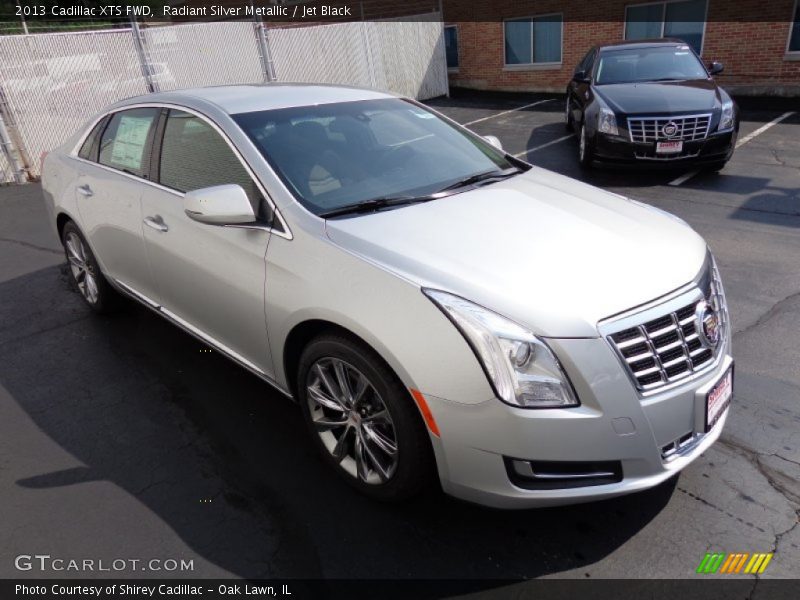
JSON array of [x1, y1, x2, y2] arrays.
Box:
[[442, 0, 800, 96]]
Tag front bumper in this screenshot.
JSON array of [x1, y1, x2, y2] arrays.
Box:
[[423, 287, 732, 509], [593, 128, 736, 166]]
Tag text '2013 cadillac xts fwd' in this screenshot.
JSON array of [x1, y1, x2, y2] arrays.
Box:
[[41, 84, 733, 508]]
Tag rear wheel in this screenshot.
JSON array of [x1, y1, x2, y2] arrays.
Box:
[[297, 334, 433, 501], [61, 221, 119, 313]]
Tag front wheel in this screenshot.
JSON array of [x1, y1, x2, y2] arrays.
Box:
[[297, 334, 434, 501], [564, 96, 574, 132], [578, 123, 595, 168]]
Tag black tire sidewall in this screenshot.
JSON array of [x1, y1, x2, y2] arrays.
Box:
[[296, 334, 433, 502], [579, 124, 594, 168]]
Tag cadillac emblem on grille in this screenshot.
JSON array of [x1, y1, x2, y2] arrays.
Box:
[[696, 301, 720, 348], [662, 121, 679, 138]]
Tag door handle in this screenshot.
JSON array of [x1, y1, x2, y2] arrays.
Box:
[[143, 215, 169, 233], [77, 184, 93, 197]]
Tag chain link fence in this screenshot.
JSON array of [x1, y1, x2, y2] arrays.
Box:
[[0, 14, 448, 183], [269, 13, 448, 100]]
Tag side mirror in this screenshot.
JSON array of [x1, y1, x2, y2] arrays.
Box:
[[483, 135, 503, 151], [184, 184, 256, 225], [572, 69, 589, 83], [708, 61, 724, 75]]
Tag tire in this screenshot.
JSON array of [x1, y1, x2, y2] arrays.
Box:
[[297, 333, 434, 501], [564, 96, 574, 133], [578, 123, 595, 168], [61, 221, 119, 313]]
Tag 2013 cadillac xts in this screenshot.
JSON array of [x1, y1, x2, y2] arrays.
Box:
[[41, 84, 733, 508]]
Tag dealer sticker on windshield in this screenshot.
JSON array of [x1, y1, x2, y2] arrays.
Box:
[[657, 140, 683, 154], [706, 366, 733, 432]]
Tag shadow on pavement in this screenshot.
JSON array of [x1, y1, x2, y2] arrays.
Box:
[[1, 264, 678, 583]]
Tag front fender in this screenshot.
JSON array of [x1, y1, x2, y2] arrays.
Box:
[[264, 226, 494, 406]]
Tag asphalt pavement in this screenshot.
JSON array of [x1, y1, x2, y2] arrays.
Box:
[[0, 91, 798, 592]]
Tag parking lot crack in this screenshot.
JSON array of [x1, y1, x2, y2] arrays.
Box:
[[0, 237, 61, 255], [733, 289, 800, 338]]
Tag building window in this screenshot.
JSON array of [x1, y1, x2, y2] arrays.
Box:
[[789, 0, 800, 53], [444, 25, 459, 69], [625, 0, 707, 55], [504, 14, 563, 66]]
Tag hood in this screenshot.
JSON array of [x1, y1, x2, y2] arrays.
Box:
[[595, 79, 720, 115], [325, 168, 708, 338]]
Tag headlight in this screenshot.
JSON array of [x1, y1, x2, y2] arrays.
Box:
[[719, 100, 734, 131], [423, 289, 579, 409], [598, 107, 619, 136]]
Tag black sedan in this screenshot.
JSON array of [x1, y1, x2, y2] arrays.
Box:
[[565, 39, 739, 170]]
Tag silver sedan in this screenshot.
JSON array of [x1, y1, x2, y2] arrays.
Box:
[[41, 84, 733, 508]]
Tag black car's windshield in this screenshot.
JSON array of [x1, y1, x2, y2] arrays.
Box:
[[595, 45, 708, 85], [233, 98, 522, 216]]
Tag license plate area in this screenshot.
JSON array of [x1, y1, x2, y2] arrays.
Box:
[[705, 365, 733, 432], [656, 140, 683, 154]]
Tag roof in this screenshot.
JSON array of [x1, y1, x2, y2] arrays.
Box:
[[598, 38, 689, 53], [113, 83, 397, 115]]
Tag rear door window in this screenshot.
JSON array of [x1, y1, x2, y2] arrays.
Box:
[[98, 108, 159, 178], [78, 116, 109, 162]]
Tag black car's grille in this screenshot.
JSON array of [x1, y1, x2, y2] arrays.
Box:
[[627, 114, 712, 143], [606, 260, 728, 392]]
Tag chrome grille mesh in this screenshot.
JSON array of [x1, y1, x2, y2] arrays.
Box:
[[627, 114, 712, 143], [608, 260, 728, 392]]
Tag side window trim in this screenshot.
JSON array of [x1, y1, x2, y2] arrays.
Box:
[[149, 107, 169, 185], [70, 103, 291, 239]]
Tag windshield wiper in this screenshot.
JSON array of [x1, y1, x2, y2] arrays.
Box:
[[319, 195, 436, 218], [437, 167, 521, 192], [319, 167, 522, 218]]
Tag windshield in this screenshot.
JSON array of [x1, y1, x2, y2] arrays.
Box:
[[595, 46, 708, 85], [232, 98, 518, 215]]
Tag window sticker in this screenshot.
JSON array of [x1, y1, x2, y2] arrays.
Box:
[[409, 109, 435, 119], [110, 115, 152, 170]]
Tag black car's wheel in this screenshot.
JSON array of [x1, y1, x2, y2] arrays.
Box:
[[578, 124, 595, 168], [297, 333, 434, 501], [564, 96, 574, 132], [61, 221, 119, 313]]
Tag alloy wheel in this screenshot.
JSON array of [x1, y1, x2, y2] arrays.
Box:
[[306, 357, 399, 484], [65, 232, 99, 304], [579, 126, 586, 162]]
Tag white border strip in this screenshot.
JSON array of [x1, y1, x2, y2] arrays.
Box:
[[463, 99, 553, 126], [668, 111, 795, 186], [513, 134, 573, 158]]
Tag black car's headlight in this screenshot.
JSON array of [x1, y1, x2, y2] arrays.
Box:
[[598, 106, 619, 136], [719, 101, 734, 131]]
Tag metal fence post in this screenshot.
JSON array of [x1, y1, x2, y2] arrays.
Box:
[[0, 113, 26, 184], [131, 17, 157, 93], [253, 16, 276, 82]]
